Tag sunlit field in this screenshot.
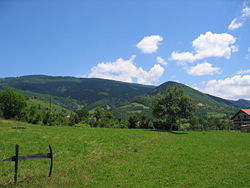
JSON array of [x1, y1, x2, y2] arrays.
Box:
[[1, 119, 250, 187]]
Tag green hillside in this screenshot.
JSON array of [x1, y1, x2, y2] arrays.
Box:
[[26, 98, 72, 115], [0, 75, 247, 119], [148, 81, 238, 118], [229, 99, 250, 109], [19, 89, 81, 110], [0, 75, 154, 110]]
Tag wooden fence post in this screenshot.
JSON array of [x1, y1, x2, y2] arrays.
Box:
[[14, 144, 19, 184], [48, 145, 53, 177]]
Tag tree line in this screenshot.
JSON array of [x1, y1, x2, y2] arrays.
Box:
[[0, 87, 235, 130]]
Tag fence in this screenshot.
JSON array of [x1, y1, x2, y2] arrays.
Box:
[[2, 144, 53, 184]]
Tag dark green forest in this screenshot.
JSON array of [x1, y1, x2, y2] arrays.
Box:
[[0, 75, 248, 130]]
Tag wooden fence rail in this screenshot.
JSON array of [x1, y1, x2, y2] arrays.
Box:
[[2, 144, 53, 184]]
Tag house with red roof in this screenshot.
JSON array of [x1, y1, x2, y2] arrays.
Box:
[[231, 109, 250, 127]]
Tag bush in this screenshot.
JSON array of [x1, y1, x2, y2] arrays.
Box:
[[153, 119, 178, 130], [128, 116, 140, 128], [0, 88, 26, 119]]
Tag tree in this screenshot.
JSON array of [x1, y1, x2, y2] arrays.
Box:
[[93, 107, 104, 121], [151, 86, 195, 131], [75, 107, 89, 121], [128, 115, 140, 128], [0, 88, 26, 119], [24, 106, 42, 124]]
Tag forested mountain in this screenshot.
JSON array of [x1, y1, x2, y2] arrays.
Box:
[[148, 82, 238, 118], [229, 99, 250, 109], [0, 75, 248, 119], [0, 75, 153, 110]]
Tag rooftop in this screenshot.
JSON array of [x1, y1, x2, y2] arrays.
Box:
[[241, 109, 250, 116]]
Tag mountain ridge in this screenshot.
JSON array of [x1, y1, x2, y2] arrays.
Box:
[[0, 75, 248, 119]]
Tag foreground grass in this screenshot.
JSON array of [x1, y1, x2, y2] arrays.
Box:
[[0, 119, 250, 187]]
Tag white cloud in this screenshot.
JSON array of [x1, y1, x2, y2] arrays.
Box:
[[237, 69, 250, 74], [87, 55, 164, 85], [136, 35, 163, 54], [171, 32, 237, 63], [136, 64, 165, 85], [156, 56, 167, 65], [242, 7, 250, 17], [187, 62, 221, 76], [228, 1, 250, 30], [228, 18, 244, 30], [200, 75, 250, 100], [171, 52, 196, 62]]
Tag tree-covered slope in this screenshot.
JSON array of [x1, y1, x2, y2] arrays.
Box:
[[26, 98, 72, 115], [147, 81, 239, 118], [149, 81, 232, 107], [0, 75, 154, 110], [229, 99, 250, 109], [0, 75, 247, 119]]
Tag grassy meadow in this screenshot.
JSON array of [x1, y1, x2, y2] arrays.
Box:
[[1, 119, 250, 187]]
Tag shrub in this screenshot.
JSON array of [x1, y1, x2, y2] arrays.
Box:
[[0, 88, 26, 119]]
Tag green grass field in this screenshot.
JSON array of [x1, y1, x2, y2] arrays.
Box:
[[1, 119, 250, 187]]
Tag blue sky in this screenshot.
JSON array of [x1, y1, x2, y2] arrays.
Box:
[[0, 0, 250, 99]]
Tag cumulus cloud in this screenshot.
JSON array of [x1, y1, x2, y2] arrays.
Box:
[[156, 56, 167, 65], [187, 62, 221, 76], [88, 55, 164, 85], [200, 75, 250, 100], [228, 0, 250, 30], [136, 35, 163, 54], [171, 32, 237, 63], [171, 52, 196, 62], [136, 64, 165, 85], [237, 69, 250, 74]]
